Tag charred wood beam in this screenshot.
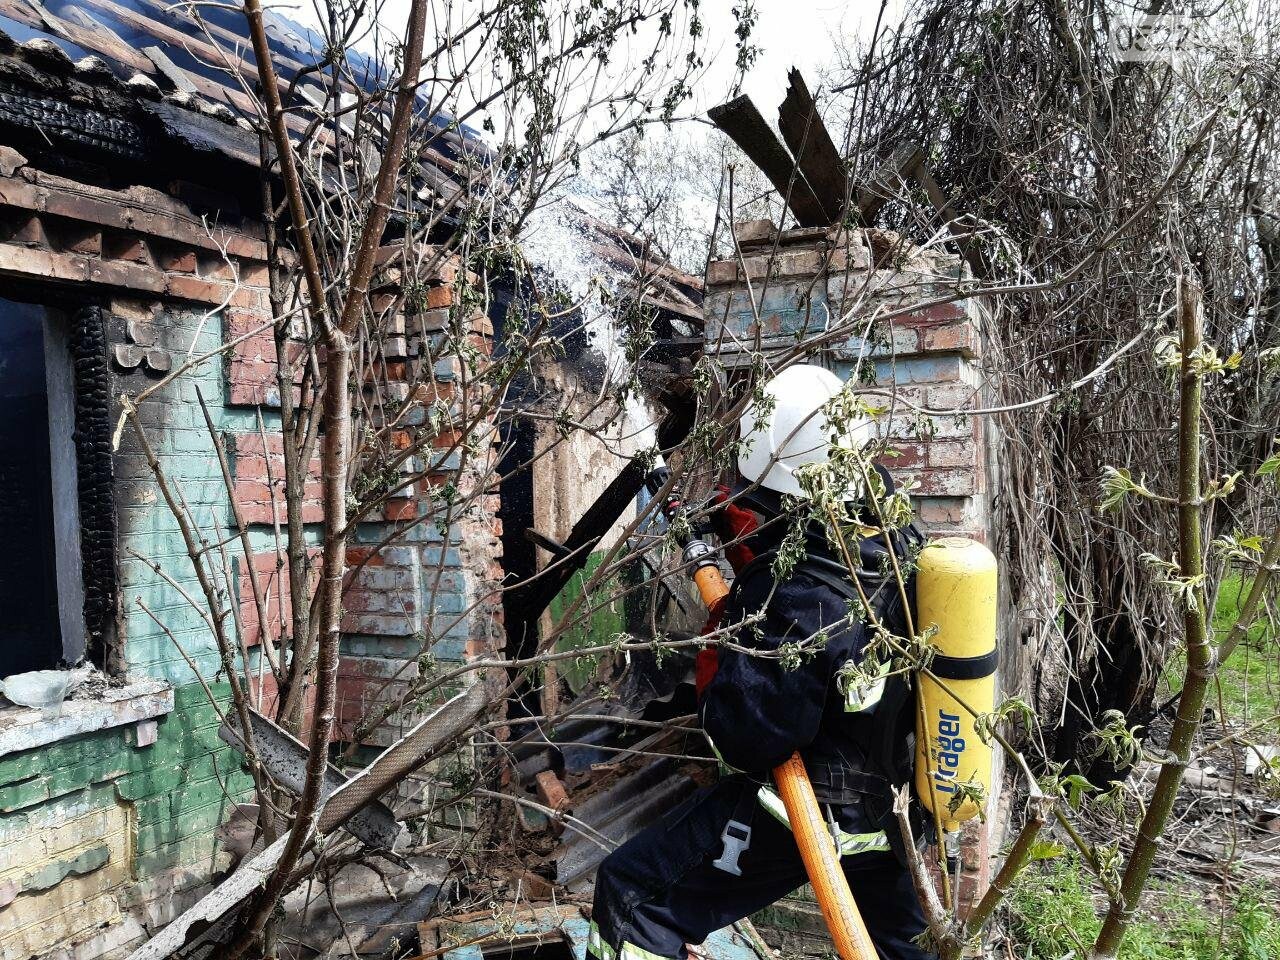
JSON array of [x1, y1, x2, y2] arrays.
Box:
[[525, 527, 573, 561], [708, 94, 829, 228], [509, 459, 645, 620], [776, 69, 847, 225], [0, 77, 149, 161], [507, 402, 695, 638], [72, 306, 118, 665], [852, 140, 990, 280]]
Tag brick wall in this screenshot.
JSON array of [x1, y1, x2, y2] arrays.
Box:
[[323, 253, 504, 751], [704, 221, 1003, 919]]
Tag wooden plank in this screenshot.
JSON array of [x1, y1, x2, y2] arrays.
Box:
[[130, 0, 337, 102], [142, 45, 196, 93], [913, 163, 987, 280], [73, 0, 314, 136], [0, 169, 267, 258], [856, 142, 924, 224], [584, 240, 700, 301], [75, 0, 262, 85], [708, 94, 829, 227], [0, 0, 46, 30], [776, 69, 847, 224]]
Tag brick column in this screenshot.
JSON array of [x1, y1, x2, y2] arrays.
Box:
[[705, 222, 997, 917]]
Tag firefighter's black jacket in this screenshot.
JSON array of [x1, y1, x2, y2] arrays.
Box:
[[699, 493, 923, 805]]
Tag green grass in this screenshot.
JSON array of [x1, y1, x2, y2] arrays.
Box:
[[1161, 574, 1279, 732], [1007, 857, 1280, 959], [1208, 576, 1279, 726]]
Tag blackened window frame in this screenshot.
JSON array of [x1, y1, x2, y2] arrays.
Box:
[[70, 304, 118, 667]]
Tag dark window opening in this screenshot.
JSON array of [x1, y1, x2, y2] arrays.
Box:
[[0, 298, 111, 679]]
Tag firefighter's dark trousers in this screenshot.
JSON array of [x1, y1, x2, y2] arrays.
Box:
[[587, 780, 936, 960]]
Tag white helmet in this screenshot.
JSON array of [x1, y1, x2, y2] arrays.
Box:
[[737, 364, 873, 499]]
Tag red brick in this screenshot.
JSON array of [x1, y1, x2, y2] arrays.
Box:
[[433, 429, 462, 449], [237, 497, 323, 526], [922, 323, 978, 355], [535, 770, 570, 812], [346, 546, 385, 567], [886, 326, 921, 355], [239, 260, 270, 287], [896, 303, 967, 327], [733, 218, 777, 246], [237, 549, 300, 648], [225, 308, 273, 337], [111, 298, 160, 321], [166, 273, 230, 303], [426, 285, 453, 308], [878, 442, 925, 468], [926, 440, 973, 468], [917, 497, 969, 525], [103, 232, 154, 264], [7, 214, 49, 247], [706, 259, 737, 286], [89, 256, 166, 292], [59, 224, 102, 256], [915, 467, 976, 496], [231, 432, 323, 525], [412, 382, 454, 404], [927, 383, 975, 410], [230, 285, 269, 312], [249, 671, 281, 716], [384, 498, 417, 522], [199, 253, 237, 282], [158, 248, 198, 273]]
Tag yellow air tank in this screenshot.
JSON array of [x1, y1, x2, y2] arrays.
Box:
[[914, 537, 998, 831]]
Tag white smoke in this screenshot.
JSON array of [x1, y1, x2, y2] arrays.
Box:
[[520, 198, 659, 451]]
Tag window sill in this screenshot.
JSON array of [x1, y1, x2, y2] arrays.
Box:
[[0, 677, 174, 757]]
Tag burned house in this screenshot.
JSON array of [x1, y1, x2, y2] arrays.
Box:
[[0, 5, 1016, 959]]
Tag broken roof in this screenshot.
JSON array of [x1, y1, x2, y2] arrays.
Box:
[[0, 0, 490, 207]]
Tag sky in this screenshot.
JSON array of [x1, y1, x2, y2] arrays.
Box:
[[271, 0, 906, 138], [692, 0, 901, 116]]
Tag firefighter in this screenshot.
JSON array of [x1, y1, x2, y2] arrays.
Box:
[[587, 364, 936, 960]]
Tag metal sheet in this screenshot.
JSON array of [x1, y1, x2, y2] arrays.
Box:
[[218, 707, 402, 851], [556, 772, 698, 885]]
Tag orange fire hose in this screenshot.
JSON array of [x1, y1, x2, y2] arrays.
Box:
[[689, 561, 877, 960], [773, 752, 878, 960]]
